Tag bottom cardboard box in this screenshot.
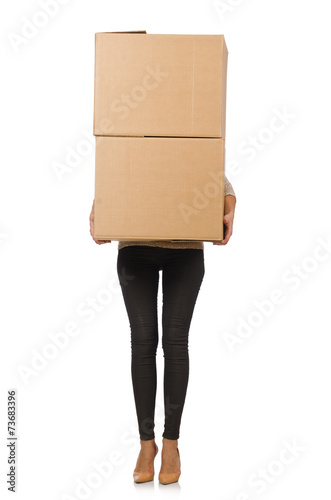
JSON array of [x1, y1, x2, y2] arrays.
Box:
[[94, 136, 225, 241]]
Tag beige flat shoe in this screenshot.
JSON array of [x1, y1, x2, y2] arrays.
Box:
[[158, 447, 181, 485], [133, 443, 158, 483]]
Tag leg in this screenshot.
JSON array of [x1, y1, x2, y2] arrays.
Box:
[[161, 249, 205, 440], [117, 246, 161, 441]]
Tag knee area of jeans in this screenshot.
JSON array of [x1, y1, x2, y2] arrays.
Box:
[[161, 344, 188, 360], [131, 341, 158, 357], [162, 333, 189, 347]]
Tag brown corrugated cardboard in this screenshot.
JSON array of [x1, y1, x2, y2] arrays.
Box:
[[93, 33, 228, 138], [94, 136, 225, 241]]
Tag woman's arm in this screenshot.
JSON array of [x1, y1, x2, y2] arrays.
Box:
[[89, 199, 112, 245], [213, 175, 236, 245]]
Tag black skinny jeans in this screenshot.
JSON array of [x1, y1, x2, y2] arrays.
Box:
[[117, 245, 205, 441]]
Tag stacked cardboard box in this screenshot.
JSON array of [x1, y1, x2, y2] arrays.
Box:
[[93, 31, 228, 241]]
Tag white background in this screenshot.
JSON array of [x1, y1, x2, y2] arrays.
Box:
[[1, 0, 331, 499]]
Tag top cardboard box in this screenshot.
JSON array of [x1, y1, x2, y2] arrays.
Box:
[[93, 32, 228, 138]]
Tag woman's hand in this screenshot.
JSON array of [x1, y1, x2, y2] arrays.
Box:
[[212, 194, 236, 246], [89, 200, 112, 245]]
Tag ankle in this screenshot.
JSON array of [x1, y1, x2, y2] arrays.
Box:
[[162, 438, 178, 449], [140, 439, 157, 449]]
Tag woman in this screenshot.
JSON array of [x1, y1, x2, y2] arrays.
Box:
[[89, 176, 236, 484]]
